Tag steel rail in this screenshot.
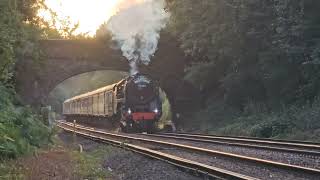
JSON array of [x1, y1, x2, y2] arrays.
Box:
[[164, 133, 320, 145], [140, 133, 320, 157], [159, 133, 320, 152], [57, 122, 255, 180], [58, 121, 320, 177]]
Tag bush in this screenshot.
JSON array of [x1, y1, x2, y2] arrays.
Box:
[[188, 99, 241, 132], [0, 84, 52, 158], [168, 0, 320, 142], [211, 98, 320, 141], [249, 120, 293, 138], [195, 99, 320, 141]]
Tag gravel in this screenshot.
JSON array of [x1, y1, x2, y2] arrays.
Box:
[[105, 133, 320, 179], [133, 134, 320, 170], [59, 132, 102, 152], [103, 149, 202, 180], [58, 132, 202, 180], [59, 125, 320, 179], [160, 149, 318, 180]]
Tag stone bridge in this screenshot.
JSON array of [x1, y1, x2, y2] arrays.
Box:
[[16, 35, 200, 126]]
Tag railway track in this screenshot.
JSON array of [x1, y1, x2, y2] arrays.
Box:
[[140, 133, 320, 157], [172, 133, 320, 146], [57, 121, 253, 180], [57, 121, 320, 179]]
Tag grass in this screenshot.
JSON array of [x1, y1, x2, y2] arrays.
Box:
[[71, 146, 113, 180], [0, 160, 24, 179], [54, 134, 114, 180], [0, 135, 114, 180]]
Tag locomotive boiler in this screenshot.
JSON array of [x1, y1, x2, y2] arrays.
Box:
[[62, 73, 162, 133]]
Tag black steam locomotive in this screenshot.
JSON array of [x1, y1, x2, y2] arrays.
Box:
[[63, 74, 162, 133]]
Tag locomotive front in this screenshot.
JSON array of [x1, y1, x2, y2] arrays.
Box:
[[121, 74, 162, 132]]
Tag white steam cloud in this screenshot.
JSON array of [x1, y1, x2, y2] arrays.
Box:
[[107, 0, 170, 75]]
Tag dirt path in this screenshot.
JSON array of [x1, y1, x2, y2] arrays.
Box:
[[11, 146, 75, 180]]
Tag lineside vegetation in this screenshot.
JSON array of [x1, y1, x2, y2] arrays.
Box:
[[167, 0, 320, 140], [0, 0, 71, 160]]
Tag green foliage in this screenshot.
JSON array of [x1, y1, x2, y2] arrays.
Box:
[[0, 0, 83, 84], [168, 0, 320, 107], [0, 160, 24, 179], [0, 0, 80, 160], [0, 0, 52, 84], [0, 0, 22, 84], [71, 147, 112, 179], [191, 99, 241, 131], [168, 0, 320, 140], [0, 84, 51, 158], [0, 0, 55, 160], [210, 99, 320, 141]]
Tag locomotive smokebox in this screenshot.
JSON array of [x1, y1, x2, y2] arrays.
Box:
[[125, 74, 158, 105]]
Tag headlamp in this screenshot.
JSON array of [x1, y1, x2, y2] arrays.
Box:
[[154, 108, 159, 114]]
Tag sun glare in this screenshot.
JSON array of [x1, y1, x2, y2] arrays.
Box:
[[38, 0, 120, 36]]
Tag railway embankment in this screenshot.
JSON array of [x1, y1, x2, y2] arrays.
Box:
[[0, 132, 109, 179], [57, 121, 320, 179], [58, 131, 202, 180], [0, 131, 202, 180], [0, 85, 52, 157]]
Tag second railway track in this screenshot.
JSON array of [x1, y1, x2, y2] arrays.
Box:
[[167, 133, 320, 146], [139, 133, 320, 157], [57, 121, 320, 180], [155, 133, 320, 153]]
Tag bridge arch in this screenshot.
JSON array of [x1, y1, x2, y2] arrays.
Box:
[[16, 35, 200, 126]]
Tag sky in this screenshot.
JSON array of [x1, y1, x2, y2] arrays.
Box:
[[38, 0, 121, 36]]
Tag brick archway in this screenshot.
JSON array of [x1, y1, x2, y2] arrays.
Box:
[[16, 34, 200, 126]]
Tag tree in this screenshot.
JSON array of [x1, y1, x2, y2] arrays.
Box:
[[167, 0, 320, 109]]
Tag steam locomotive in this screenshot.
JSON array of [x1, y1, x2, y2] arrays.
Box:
[[63, 73, 162, 133]]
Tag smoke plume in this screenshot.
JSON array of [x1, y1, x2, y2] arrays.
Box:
[[107, 0, 170, 75]]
